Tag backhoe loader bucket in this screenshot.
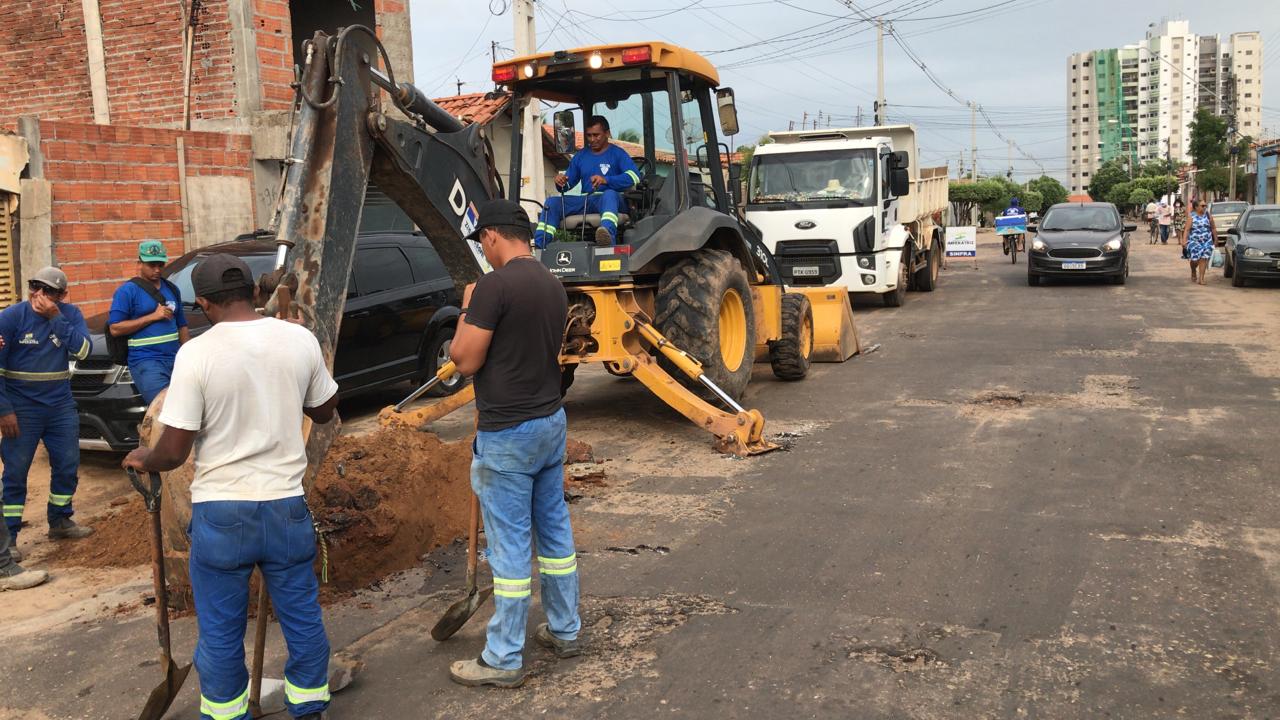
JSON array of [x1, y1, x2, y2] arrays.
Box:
[[796, 287, 861, 362]]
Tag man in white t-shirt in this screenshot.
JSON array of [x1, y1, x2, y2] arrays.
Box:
[[123, 254, 339, 720]]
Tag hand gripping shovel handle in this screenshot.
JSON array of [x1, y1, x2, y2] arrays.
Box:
[[393, 360, 457, 413], [127, 468, 193, 720]]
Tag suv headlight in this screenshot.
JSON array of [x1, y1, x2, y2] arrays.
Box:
[[114, 366, 133, 384], [1031, 238, 1047, 252], [1243, 247, 1267, 259], [1103, 237, 1123, 252]]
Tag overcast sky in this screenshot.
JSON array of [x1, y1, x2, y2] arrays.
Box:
[[409, 0, 1278, 183]]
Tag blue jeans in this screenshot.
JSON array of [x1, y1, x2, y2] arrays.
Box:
[[471, 408, 579, 670], [535, 191, 624, 248], [129, 357, 174, 406], [1159, 224, 1170, 243], [1, 399, 78, 542], [189, 497, 330, 720]]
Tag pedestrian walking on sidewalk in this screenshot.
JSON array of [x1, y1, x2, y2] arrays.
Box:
[[124, 254, 339, 720], [1181, 199, 1217, 285], [0, 266, 95, 559], [108, 241, 190, 405], [1157, 201, 1173, 244], [447, 199, 579, 689]]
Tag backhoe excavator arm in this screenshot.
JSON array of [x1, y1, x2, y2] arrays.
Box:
[[270, 26, 503, 364]]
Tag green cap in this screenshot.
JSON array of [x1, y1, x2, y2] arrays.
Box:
[[138, 241, 168, 264]]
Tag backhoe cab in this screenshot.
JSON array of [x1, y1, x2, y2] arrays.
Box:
[[492, 44, 857, 454]]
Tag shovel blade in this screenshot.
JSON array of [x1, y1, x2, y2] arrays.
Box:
[[137, 660, 192, 720], [430, 586, 494, 641]]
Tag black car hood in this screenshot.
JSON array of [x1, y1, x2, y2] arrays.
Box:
[[81, 308, 212, 361], [1239, 232, 1280, 250], [1036, 228, 1122, 247]]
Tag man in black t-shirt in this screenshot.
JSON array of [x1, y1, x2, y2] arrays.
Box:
[[448, 199, 578, 688]]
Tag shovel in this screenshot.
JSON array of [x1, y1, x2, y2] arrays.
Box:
[[128, 468, 193, 720], [430, 492, 492, 640]]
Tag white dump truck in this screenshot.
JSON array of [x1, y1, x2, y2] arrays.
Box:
[[745, 125, 949, 306]]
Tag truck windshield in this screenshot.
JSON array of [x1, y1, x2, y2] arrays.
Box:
[[1040, 206, 1120, 232], [749, 149, 875, 206]]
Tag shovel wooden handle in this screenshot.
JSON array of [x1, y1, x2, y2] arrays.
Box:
[[465, 491, 479, 592]]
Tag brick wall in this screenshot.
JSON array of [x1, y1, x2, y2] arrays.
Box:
[[39, 121, 254, 316], [255, 0, 294, 111], [0, 2, 96, 128], [101, 0, 238, 125]]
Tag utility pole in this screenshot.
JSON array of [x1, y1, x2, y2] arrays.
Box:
[[875, 17, 886, 125], [969, 102, 978, 179], [513, 0, 545, 214], [1007, 139, 1013, 180], [856, 105, 863, 126], [491, 40, 498, 65], [455, 77, 464, 96], [817, 110, 823, 129], [802, 111, 808, 130]]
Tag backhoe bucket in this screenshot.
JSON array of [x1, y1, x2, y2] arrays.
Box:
[[796, 287, 861, 362]]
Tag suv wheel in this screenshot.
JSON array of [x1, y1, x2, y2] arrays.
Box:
[[421, 326, 463, 396]]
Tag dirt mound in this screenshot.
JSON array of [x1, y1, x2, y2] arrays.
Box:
[[45, 495, 150, 568], [313, 427, 473, 592]]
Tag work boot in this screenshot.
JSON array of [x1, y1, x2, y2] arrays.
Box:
[[295, 714, 326, 720], [8, 547, 22, 564], [0, 565, 49, 591], [47, 518, 94, 540], [594, 226, 613, 247], [534, 623, 581, 659], [449, 657, 525, 688]]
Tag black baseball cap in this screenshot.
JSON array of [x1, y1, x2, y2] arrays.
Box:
[[192, 253, 255, 297], [465, 199, 532, 241]]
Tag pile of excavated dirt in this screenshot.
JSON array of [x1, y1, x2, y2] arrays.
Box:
[[44, 429, 599, 600], [313, 427, 473, 592], [45, 495, 150, 568]]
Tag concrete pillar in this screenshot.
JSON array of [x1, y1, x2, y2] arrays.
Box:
[[377, 0, 414, 84], [15, 118, 51, 286], [226, 0, 263, 117], [80, 0, 111, 124]]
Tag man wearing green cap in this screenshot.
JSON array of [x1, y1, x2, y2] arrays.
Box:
[[108, 241, 190, 405]]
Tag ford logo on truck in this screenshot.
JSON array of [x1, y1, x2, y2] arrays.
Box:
[[794, 220, 816, 230]]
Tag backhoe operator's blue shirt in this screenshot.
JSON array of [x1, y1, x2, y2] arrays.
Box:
[[108, 280, 187, 364], [0, 301, 91, 414], [562, 144, 640, 194]]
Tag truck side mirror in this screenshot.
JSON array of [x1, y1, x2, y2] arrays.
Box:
[[554, 111, 577, 154], [716, 88, 740, 137], [892, 150, 910, 171], [889, 167, 909, 197]]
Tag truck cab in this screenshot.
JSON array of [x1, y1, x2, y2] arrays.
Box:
[[745, 125, 946, 307]]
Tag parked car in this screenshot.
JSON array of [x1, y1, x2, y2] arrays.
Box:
[[1209, 201, 1248, 245], [1223, 205, 1280, 287], [73, 232, 463, 451], [1027, 202, 1135, 286]]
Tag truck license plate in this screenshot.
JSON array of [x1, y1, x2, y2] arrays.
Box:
[[1062, 261, 1087, 270], [792, 266, 820, 277]]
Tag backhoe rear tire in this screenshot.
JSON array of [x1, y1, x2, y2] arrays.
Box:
[[655, 248, 756, 401], [770, 293, 813, 380]]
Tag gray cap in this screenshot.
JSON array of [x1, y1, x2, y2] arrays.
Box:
[[30, 266, 68, 293]]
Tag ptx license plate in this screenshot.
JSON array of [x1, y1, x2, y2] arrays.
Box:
[[1062, 261, 1087, 270], [792, 266, 820, 277]]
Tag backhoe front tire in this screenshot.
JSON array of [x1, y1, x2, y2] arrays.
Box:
[[770, 293, 812, 380], [655, 248, 756, 400]]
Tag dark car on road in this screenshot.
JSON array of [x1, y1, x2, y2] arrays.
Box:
[[73, 232, 463, 451], [1027, 202, 1135, 286], [1223, 205, 1280, 287]]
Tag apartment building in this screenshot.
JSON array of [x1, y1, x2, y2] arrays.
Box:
[[1066, 20, 1264, 194]]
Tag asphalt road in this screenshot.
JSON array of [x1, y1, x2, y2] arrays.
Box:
[[5, 231, 1280, 719]]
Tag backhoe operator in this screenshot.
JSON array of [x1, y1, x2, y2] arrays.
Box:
[[533, 115, 640, 248]]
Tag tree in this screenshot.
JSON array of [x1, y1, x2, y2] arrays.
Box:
[[1087, 159, 1129, 205], [1127, 187, 1154, 210], [616, 129, 641, 144], [1137, 159, 1176, 177], [1018, 189, 1044, 215], [1132, 175, 1178, 201], [1026, 175, 1067, 210], [1196, 166, 1229, 195], [948, 181, 1001, 224], [1189, 108, 1229, 168], [735, 135, 773, 172], [979, 177, 1021, 217], [1105, 181, 1136, 211]]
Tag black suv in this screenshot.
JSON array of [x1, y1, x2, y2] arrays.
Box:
[[73, 232, 463, 450]]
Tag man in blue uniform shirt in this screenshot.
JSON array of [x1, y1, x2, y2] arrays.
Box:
[[0, 266, 95, 557], [108, 240, 189, 405], [533, 115, 641, 248]]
